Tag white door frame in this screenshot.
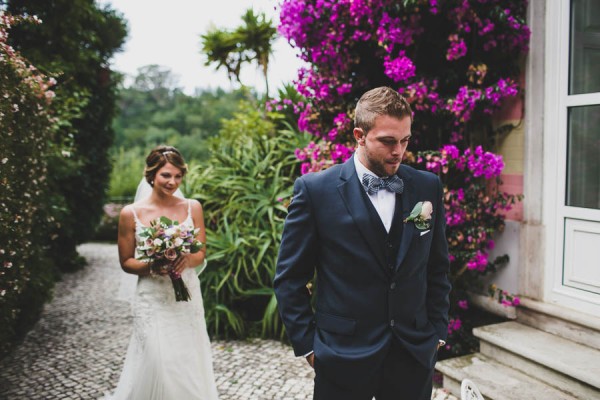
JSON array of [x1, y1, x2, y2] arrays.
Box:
[[543, 0, 600, 316]]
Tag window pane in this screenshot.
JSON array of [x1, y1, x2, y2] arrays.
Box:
[[569, 0, 600, 95], [567, 105, 600, 209]]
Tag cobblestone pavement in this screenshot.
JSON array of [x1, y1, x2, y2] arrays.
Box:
[[0, 243, 456, 400]]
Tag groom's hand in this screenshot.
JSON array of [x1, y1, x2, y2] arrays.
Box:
[[306, 353, 315, 368]]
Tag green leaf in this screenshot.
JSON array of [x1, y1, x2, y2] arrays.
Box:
[[408, 202, 423, 220]]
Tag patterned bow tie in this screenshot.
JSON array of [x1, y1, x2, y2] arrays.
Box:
[[361, 174, 404, 195]]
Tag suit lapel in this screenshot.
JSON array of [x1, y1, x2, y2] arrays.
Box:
[[395, 167, 416, 268], [337, 157, 388, 272]]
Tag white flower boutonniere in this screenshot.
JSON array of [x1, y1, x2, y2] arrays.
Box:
[[404, 201, 433, 230]]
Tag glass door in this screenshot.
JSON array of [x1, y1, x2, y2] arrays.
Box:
[[554, 0, 600, 312]]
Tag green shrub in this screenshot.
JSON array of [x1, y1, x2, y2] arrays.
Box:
[[93, 203, 126, 242], [7, 0, 127, 272], [0, 14, 59, 356], [184, 104, 310, 339], [108, 147, 145, 199]]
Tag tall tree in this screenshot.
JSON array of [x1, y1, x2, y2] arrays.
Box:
[[236, 9, 277, 97], [6, 0, 127, 270], [201, 8, 276, 97]]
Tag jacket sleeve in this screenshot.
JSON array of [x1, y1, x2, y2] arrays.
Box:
[[273, 177, 318, 356], [426, 175, 452, 341]]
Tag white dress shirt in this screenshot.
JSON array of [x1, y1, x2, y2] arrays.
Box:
[[354, 153, 396, 232]]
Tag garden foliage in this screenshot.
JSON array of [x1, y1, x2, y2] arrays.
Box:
[[0, 1, 125, 355], [277, 0, 529, 356], [106, 67, 252, 202], [6, 0, 127, 270], [0, 13, 59, 356], [184, 103, 310, 339]]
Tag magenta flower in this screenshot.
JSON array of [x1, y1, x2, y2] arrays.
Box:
[[447, 34, 467, 61], [383, 53, 416, 83]]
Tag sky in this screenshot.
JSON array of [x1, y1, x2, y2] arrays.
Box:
[[98, 0, 305, 95]]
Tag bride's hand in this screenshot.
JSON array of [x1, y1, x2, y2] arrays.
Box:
[[171, 254, 192, 275], [149, 259, 171, 276]]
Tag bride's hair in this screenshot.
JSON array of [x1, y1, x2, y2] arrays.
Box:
[[144, 145, 188, 186]]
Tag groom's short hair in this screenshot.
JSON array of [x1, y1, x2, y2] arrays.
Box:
[[354, 86, 412, 134]]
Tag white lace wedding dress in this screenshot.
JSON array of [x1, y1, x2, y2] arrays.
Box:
[[104, 201, 219, 400]]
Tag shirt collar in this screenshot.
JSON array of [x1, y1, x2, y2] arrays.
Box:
[[354, 150, 378, 182]]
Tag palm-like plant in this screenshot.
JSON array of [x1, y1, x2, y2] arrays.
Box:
[[184, 103, 310, 339], [200, 9, 277, 98], [235, 9, 277, 98], [200, 27, 245, 86]]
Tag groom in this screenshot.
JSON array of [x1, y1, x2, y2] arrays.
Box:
[[274, 87, 451, 399]]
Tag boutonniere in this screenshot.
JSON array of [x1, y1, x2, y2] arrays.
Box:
[[404, 201, 433, 230]]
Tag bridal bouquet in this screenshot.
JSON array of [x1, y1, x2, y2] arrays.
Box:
[[136, 216, 203, 301]]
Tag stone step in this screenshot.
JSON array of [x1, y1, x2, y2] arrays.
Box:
[[475, 321, 600, 399], [436, 353, 579, 400], [517, 297, 600, 351]]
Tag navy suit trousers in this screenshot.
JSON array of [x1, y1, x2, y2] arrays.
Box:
[[313, 339, 435, 400]]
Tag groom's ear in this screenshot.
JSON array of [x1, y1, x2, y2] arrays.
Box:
[[353, 127, 365, 145]]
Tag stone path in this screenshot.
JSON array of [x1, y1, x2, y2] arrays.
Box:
[[0, 243, 456, 400]]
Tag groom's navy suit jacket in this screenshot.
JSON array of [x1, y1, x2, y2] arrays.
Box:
[[274, 156, 451, 386]]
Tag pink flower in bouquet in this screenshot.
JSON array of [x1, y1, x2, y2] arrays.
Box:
[[164, 247, 177, 261]]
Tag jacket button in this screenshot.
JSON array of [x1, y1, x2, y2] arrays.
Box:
[[390, 282, 396, 290], [387, 242, 393, 248], [390, 319, 395, 327]]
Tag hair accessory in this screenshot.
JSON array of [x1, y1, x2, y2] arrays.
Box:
[[162, 150, 175, 156]]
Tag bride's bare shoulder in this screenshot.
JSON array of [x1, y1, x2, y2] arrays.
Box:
[[129, 198, 153, 211], [118, 205, 136, 226]]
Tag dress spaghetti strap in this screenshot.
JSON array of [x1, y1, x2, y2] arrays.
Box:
[[186, 200, 194, 225], [130, 206, 142, 226]]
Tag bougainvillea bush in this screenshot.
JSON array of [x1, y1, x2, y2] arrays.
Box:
[[277, 0, 529, 356]]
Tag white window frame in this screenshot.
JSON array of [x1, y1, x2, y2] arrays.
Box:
[[543, 0, 600, 316]]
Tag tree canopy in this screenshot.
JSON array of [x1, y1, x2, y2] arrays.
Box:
[[201, 8, 277, 97], [6, 0, 127, 269]]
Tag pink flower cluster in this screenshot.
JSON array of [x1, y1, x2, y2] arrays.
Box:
[[327, 113, 352, 141], [418, 144, 503, 180], [376, 12, 423, 52], [402, 80, 443, 113], [278, 0, 529, 153], [464, 146, 504, 179], [489, 284, 521, 307], [447, 318, 462, 335], [466, 250, 488, 271], [446, 78, 519, 125], [295, 141, 354, 175], [266, 97, 304, 113], [1, 13, 56, 104], [484, 78, 519, 107], [383, 53, 416, 83], [446, 34, 467, 61], [448, 2, 530, 53]]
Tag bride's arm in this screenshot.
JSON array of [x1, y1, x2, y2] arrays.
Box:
[[118, 205, 159, 276], [172, 200, 207, 274]]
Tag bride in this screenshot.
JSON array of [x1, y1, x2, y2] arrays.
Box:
[[105, 145, 219, 400]]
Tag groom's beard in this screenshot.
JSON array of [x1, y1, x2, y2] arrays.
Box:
[[358, 147, 401, 177]]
